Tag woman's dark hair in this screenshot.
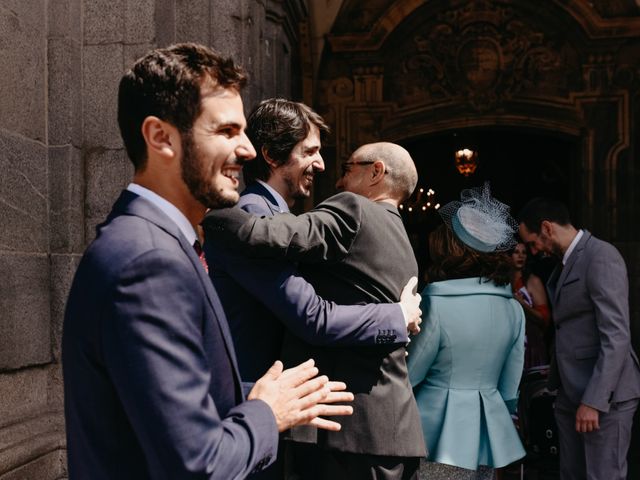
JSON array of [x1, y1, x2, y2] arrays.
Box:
[[426, 224, 513, 286], [242, 98, 329, 184], [509, 241, 532, 282], [117, 43, 247, 171]]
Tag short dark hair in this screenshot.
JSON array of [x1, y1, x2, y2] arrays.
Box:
[[426, 224, 513, 286], [117, 43, 247, 171], [517, 197, 572, 234], [243, 98, 329, 184]]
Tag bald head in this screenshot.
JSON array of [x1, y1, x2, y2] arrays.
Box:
[[349, 142, 418, 203]]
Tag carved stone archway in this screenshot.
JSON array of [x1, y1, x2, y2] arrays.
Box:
[[314, 0, 640, 242]]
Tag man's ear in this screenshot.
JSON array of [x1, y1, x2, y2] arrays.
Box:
[[541, 220, 554, 237], [141, 116, 179, 161], [261, 146, 281, 171], [370, 160, 386, 185]]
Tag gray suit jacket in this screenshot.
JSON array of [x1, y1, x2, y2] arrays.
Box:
[[547, 231, 640, 412], [203, 183, 408, 384], [206, 191, 426, 458]]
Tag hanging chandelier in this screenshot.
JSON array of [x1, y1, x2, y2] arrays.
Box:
[[454, 148, 478, 176], [399, 187, 440, 215]]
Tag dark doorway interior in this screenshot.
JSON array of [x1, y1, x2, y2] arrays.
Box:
[[399, 128, 579, 286]]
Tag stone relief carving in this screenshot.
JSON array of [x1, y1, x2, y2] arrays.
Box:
[[390, 2, 572, 111]]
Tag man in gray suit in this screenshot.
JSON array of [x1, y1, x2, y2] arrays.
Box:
[[205, 142, 427, 479], [518, 198, 640, 480], [203, 99, 421, 479]]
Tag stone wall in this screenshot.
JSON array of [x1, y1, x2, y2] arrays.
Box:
[[0, 1, 306, 477]]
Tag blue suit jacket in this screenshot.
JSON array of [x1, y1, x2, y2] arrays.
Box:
[[203, 182, 407, 383], [62, 191, 277, 480]]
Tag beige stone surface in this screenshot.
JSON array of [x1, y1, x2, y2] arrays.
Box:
[[0, 131, 49, 253], [0, 1, 46, 142], [0, 254, 51, 369], [0, 369, 50, 426]]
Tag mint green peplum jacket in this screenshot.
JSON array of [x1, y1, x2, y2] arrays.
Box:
[[407, 277, 526, 470]]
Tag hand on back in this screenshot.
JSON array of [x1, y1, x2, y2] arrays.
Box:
[[401, 277, 422, 335]]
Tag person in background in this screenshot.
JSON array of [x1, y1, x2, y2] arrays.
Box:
[[407, 183, 526, 480], [511, 241, 550, 370], [518, 197, 640, 480]]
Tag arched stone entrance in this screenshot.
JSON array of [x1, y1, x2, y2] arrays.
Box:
[[313, 0, 639, 243], [310, 2, 640, 474]]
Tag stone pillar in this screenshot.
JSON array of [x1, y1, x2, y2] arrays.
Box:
[[0, 0, 66, 477]]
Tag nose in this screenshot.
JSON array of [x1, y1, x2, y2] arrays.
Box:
[[237, 132, 257, 160], [313, 152, 325, 172]]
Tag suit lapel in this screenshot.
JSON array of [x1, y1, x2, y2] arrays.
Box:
[[553, 231, 591, 305], [114, 190, 244, 394], [546, 265, 561, 305], [243, 182, 283, 215], [182, 236, 245, 394]]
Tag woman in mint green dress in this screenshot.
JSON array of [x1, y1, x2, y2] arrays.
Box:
[[407, 184, 526, 479]]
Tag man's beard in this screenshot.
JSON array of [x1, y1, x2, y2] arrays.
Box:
[[181, 132, 237, 209], [282, 166, 313, 201]]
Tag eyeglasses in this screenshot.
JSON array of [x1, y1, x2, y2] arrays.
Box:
[[340, 161, 375, 177]]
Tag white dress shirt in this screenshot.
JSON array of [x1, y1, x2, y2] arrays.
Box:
[[127, 183, 197, 246]]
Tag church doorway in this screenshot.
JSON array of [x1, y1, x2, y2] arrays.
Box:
[[398, 128, 579, 286]]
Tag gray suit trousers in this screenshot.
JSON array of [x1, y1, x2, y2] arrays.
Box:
[[555, 396, 638, 480]]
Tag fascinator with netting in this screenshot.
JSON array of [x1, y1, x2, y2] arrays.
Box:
[[439, 182, 517, 252]]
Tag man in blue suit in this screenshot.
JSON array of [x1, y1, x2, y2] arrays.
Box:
[[62, 43, 353, 480], [203, 99, 421, 478]]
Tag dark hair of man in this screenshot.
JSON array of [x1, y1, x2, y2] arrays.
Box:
[[242, 98, 329, 184], [517, 197, 572, 234], [426, 224, 513, 286], [117, 43, 247, 171]]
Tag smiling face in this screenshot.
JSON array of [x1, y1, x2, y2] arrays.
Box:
[[275, 123, 324, 203], [335, 148, 373, 197], [518, 221, 561, 257], [181, 87, 256, 209]]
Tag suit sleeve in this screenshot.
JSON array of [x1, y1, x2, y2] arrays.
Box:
[[406, 295, 441, 388], [203, 192, 364, 263], [498, 300, 526, 413], [101, 249, 278, 480], [209, 244, 409, 345], [582, 244, 630, 412]]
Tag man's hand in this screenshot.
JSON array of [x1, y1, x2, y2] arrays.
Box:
[[248, 359, 354, 432], [400, 276, 422, 335], [575, 403, 600, 433]]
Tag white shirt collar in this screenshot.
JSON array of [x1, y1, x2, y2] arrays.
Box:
[[256, 179, 290, 213], [126, 183, 198, 246], [562, 229, 583, 265]]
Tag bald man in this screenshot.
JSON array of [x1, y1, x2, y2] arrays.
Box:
[[204, 142, 426, 480]]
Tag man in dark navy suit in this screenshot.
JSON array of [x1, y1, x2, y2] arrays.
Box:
[[203, 99, 422, 478], [62, 43, 353, 480]]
